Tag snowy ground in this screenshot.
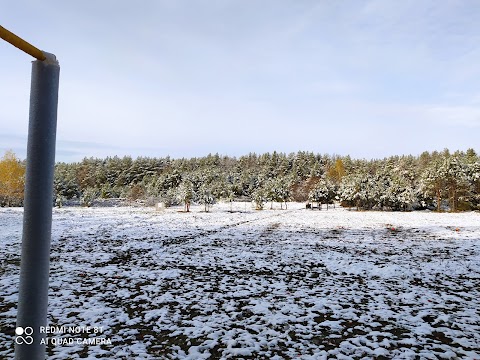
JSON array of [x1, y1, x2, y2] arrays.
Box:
[[1, 203, 479, 359]]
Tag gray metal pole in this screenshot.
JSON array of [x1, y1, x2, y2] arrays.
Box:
[[15, 53, 60, 360]]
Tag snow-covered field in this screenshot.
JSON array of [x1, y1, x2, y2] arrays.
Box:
[[1, 203, 479, 359]]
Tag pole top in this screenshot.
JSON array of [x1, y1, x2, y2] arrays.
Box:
[[0, 25, 47, 61], [40, 52, 59, 66]]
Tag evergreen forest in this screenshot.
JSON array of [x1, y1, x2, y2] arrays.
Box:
[[49, 148, 480, 212], [1, 148, 480, 211]]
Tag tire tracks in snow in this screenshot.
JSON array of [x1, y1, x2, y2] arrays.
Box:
[[161, 207, 302, 247]]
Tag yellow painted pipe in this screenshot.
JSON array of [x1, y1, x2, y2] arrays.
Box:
[[0, 25, 46, 61]]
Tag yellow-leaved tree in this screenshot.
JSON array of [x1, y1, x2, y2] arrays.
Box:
[[0, 150, 26, 206], [327, 158, 346, 184]]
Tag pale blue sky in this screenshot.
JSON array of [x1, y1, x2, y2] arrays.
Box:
[[1, 1, 479, 162]]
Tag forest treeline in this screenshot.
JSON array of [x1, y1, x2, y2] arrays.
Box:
[[1, 149, 479, 211], [54, 148, 479, 211]]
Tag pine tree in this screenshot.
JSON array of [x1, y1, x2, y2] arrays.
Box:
[[176, 180, 194, 212], [419, 159, 446, 211], [80, 187, 99, 207], [308, 178, 330, 209], [198, 184, 216, 212], [274, 177, 292, 209], [466, 161, 480, 208], [442, 156, 470, 211], [251, 188, 266, 210], [339, 174, 360, 209]]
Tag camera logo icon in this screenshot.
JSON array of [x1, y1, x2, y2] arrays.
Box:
[[15, 327, 34, 345]]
